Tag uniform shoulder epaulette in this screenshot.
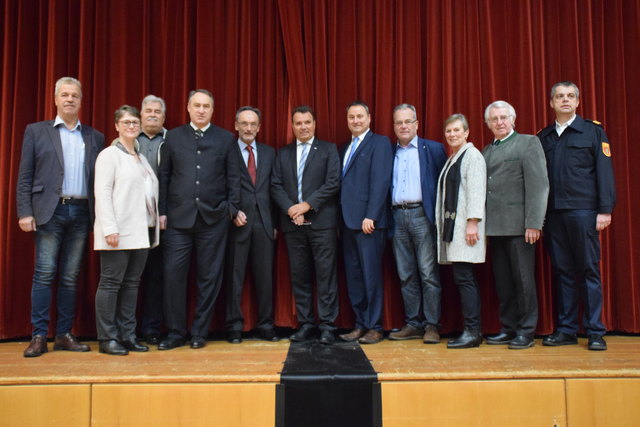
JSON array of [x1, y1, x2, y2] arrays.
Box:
[[586, 119, 603, 127]]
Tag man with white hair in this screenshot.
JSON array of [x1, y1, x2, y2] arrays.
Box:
[[482, 100, 549, 349]]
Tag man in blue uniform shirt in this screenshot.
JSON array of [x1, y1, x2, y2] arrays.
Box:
[[537, 81, 616, 351]]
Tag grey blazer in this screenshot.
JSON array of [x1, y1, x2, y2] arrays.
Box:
[[16, 120, 105, 225], [482, 132, 549, 236]]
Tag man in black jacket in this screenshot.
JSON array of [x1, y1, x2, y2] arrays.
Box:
[[158, 89, 240, 350]]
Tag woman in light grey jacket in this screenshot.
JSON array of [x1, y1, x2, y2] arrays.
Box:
[[94, 105, 159, 355], [436, 114, 486, 349]]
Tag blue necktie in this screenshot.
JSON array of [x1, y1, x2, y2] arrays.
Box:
[[343, 136, 359, 176], [298, 142, 309, 202]]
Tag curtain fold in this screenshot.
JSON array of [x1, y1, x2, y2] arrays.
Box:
[[1, 0, 638, 339]]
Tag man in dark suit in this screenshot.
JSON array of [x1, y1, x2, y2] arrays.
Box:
[[225, 106, 277, 344], [271, 105, 341, 344], [339, 101, 393, 345], [17, 76, 105, 357], [137, 94, 167, 345], [158, 89, 240, 350], [538, 81, 616, 351], [388, 104, 447, 344]]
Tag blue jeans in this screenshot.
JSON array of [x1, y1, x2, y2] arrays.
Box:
[[31, 202, 90, 336], [391, 207, 441, 328]]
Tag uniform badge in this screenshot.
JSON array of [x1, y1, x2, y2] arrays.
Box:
[[602, 142, 611, 157]]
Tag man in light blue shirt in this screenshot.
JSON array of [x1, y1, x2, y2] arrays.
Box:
[[17, 77, 105, 357], [388, 104, 447, 343]]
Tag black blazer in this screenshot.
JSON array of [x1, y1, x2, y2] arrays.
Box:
[[232, 141, 276, 239], [271, 138, 340, 232], [16, 120, 105, 225], [159, 123, 240, 228]]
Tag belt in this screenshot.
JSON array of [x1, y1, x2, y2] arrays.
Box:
[[60, 197, 88, 205], [392, 202, 422, 210]]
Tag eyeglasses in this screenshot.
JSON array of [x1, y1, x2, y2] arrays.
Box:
[[393, 119, 417, 126], [119, 120, 141, 128], [487, 115, 511, 125]]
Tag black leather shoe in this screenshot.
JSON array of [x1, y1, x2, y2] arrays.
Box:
[[158, 336, 185, 350], [190, 336, 206, 349], [486, 332, 515, 345], [228, 330, 242, 344], [99, 340, 129, 356], [542, 331, 577, 346], [319, 330, 335, 345], [259, 328, 279, 342], [447, 329, 482, 349], [290, 325, 314, 342], [509, 335, 534, 349], [144, 333, 161, 345], [588, 335, 607, 351], [122, 339, 149, 352]]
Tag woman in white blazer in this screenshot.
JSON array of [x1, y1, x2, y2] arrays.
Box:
[[436, 114, 487, 349], [94, 105, 159, 355]]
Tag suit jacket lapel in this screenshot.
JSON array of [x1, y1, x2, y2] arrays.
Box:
[[343, 132, 371, 176], [236, 143, 253, 185], [47, 121, 65, 169], [81, 125, 94, 180], [255, 143, 268, 187]]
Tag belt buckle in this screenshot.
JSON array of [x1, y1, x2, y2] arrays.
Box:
[[61, 197, 72, 205]]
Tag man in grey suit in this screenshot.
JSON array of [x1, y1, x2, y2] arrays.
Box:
[[271, 105, 341, 344], [158, 89, 240, 350], [482, 100, 549, 349], [17, 76, 105, 357], [225, 106, 277, 344]]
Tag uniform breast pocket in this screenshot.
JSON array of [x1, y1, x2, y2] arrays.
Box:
[[567, 139, 594, 169]]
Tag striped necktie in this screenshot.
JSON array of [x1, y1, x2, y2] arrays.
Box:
[[297, 142, 309, 202]]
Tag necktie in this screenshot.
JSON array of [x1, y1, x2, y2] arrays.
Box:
[[298, 142, 309, 202], [343, 136, 359, 175], [246, 145, 256, 185], [493, 139, 500, 146], [195, 129, 204, 140]]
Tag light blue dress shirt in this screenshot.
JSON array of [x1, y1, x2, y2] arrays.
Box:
[[392, 135, 422, 205], [54, 116, 86, 198]]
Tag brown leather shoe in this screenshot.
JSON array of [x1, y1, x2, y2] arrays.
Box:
[[358, 329, 383, 344], [339, 328, 366, 342], [24, 335, 48, 358], [54, 333, 90, 352], [423, 325, 440, 344], [389, 325, 423, 340]]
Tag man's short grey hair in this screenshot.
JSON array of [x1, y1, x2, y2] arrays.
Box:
[[55, 77, 82, 97], [235, 106, 262, 122], [550, 81, 580, 99], [393, 103, 417, 121], [484, 100, 516, 123], [141, 94, 166, 115], [444, 113, 469, 132], [188, 89, 214, 104]]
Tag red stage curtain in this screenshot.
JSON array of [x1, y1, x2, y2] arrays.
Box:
[[1, 0, 639, 339]]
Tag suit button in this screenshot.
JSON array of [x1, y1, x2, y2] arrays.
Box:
[[195, 197, 199, 201], [196, 165, 201, 169], [196, 181, 200, 185], [197, 150, 201, 155]]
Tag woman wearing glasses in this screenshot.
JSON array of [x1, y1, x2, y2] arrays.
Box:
[[94, 105, 159, 355], [436, 114, 487, 349]]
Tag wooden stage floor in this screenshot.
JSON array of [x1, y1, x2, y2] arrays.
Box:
[[1, 335, 640, 426]]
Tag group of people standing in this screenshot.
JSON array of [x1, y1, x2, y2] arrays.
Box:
[[16, 77, 615, 357]]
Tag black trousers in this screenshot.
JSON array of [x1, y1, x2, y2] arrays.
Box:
[[284, 227, 339, 331], [489, 235, 538, 337], [452, 262, 481, 331], [163, 214, 229, 338], [225, 216, 274, 332]]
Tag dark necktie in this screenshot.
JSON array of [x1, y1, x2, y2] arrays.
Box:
[[246, 145, 257, 185], [195, 129, 204, 140]]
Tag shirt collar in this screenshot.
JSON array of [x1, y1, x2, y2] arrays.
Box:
[[494, 129, 516, 144], [352, 129, 370, 142], [190, 122, 211, 133], [238, 139, 257, 151], [397, 135, 418, 149], [297, 136, 315, 146], [54, 115, 81, 131], [555, 114, 577, 130]]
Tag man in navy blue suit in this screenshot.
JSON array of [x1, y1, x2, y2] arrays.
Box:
[[387, 104, 447, 344], [339, 101, 393, 344]]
